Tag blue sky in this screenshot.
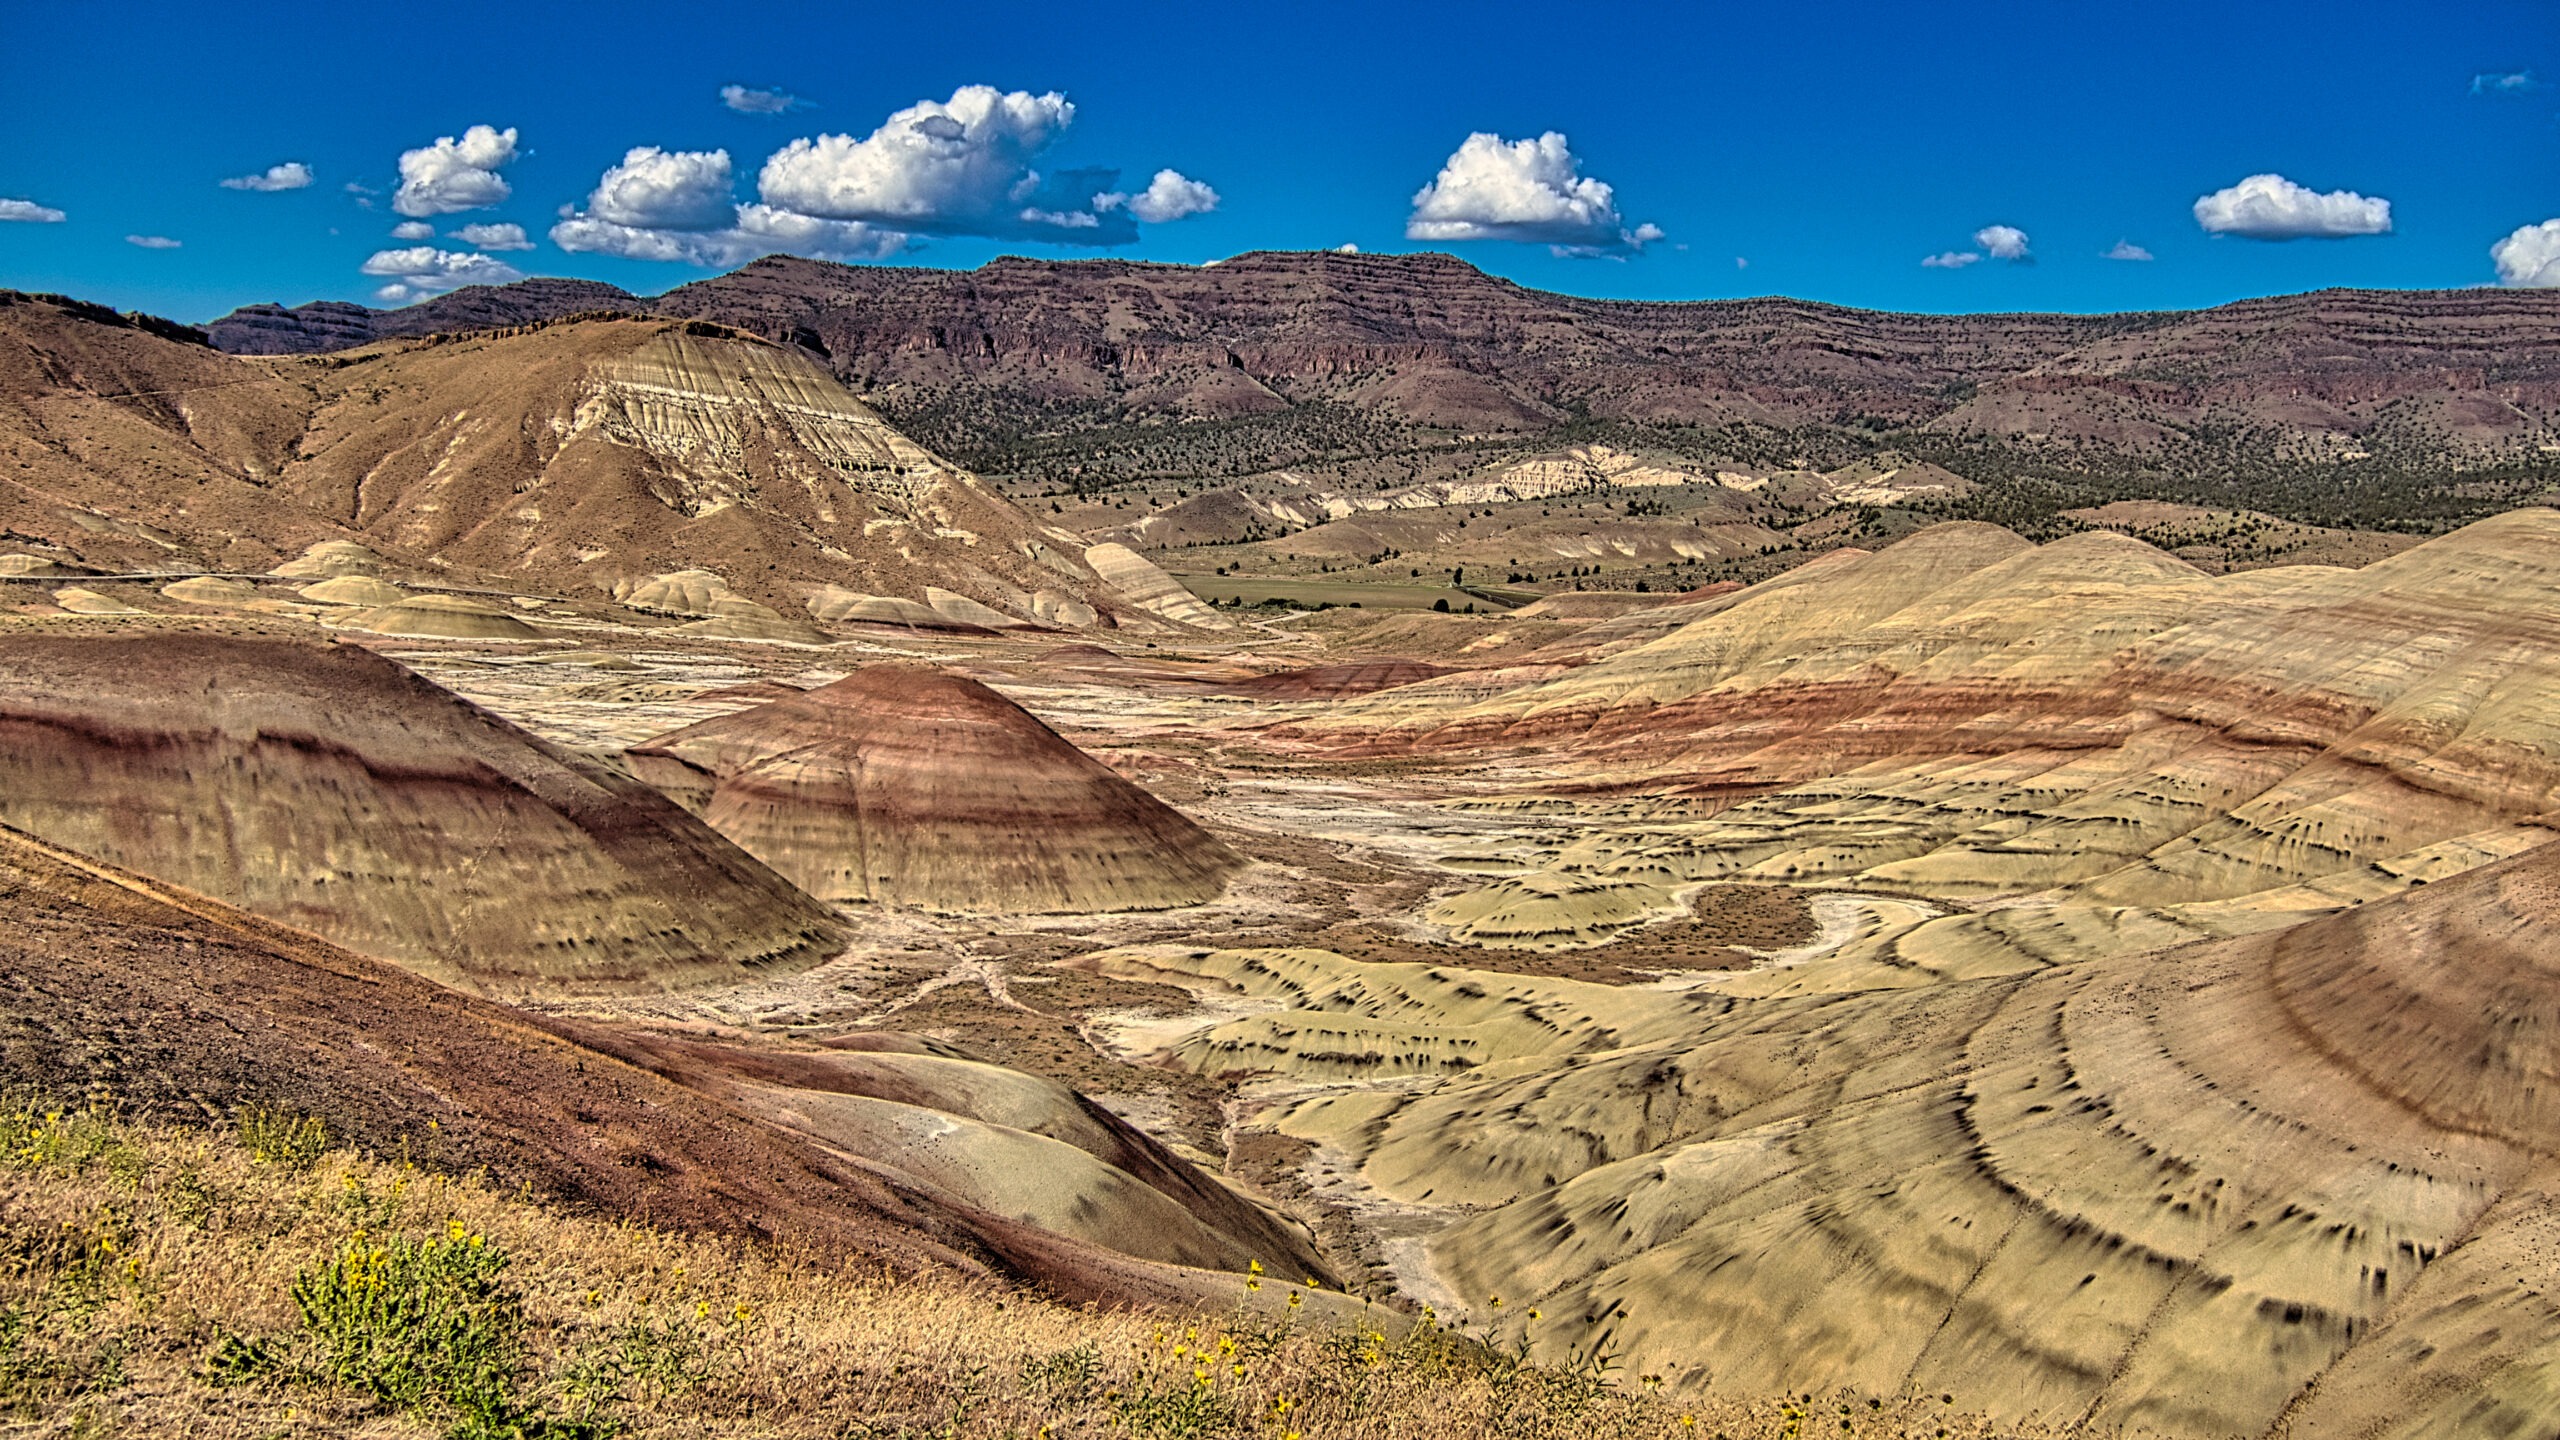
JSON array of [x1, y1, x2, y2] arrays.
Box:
[[2, 0, 2552, 321]]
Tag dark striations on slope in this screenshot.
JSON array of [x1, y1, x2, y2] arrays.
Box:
[[0, 819, 1304, 1307]]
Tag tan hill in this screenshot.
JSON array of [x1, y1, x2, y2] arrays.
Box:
[[0, 291, 1197, 628], [1284, 512, 2560, 965], [0, 626, 847, 997], [628, 666, 1243, 913]]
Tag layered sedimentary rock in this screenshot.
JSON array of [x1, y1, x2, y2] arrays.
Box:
[[0, 630, 847, 996], [295, 575, 406, 606], [586, 1029, 1330, 1280], [805, 586, 990, 632], [1438, 845, 2560, 1434], [1084, 543, 1228, 629], [49, 588, 144, 615], [630, 666, 1242, 912]]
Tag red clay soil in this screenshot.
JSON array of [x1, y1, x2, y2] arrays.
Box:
[[1216, 659, 1454, 700], [0, 821, 1279, 1309]]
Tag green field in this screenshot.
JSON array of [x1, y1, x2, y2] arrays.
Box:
[[1173, 574, 1531, 612]]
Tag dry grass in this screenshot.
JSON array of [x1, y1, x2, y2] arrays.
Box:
[[0, 1105, 2035, 1439]]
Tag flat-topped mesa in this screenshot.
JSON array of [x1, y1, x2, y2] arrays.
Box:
[[0, 630, 847, 997], [629, 666, 1242, 913]]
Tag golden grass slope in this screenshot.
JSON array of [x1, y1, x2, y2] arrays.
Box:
[[0, 1107, 1841, 1440]]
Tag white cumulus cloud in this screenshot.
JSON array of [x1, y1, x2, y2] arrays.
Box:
[[390, 220, 435, 240], [2492, 219, 2560, 288], [2103, 240, 2154, 261], [1405, 132, 1660, 255], [1921, 250, 1981, 269], [125, 234, 181, 249], [1334, 243, 1359, 254], [2193, 173, 2391, 239], [1975, 224, 2030, 260], [722, 84, 804, 114], [0, 198, 66, 223], [393, 125, 520, 218], [360, 245, 526, 304], [2473, 70, 2538, 95], [452, 222, 533, 251], [758, 85, 1171, 244], [586, 146, 738, 229], [222, 162, 313, 192], [550, 146, 906, 265], [1111, 169, 1218, 224]]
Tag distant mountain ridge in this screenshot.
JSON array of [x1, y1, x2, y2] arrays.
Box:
[[209, 277, 647, 354], [206, 253, 2560, 533], [206, 252, 2560, 434]]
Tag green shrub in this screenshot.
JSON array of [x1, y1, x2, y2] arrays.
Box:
[[237, 1104, 329, 1171], [292, 1222, 534, 1436], [0, 1104, 136, 1178]]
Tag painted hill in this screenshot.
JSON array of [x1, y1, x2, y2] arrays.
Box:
[[629, 666, 1243, 913], [1083, 831, 2560, 1432], [1284, 511, 2560, 969], [0, 627, 848, 996]]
